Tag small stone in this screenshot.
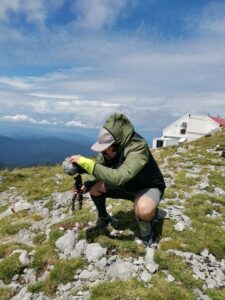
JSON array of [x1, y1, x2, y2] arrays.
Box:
[[166, 274, 175, 282], [145, 263, 159, 274], [95, 257, 107, 270], [201, 249, 209, 258], [140, 270, 152, 282], [55, 230, 76, 253], [174, 222, 185, 231], [19, 251, 30, 266]]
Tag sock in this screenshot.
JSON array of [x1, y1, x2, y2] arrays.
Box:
[[91, 194, 108, 219]]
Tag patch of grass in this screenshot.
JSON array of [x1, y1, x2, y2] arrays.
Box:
[[45, 199, 55, 210], [32, 244, 58, 273], [209, 171, 225, 190], [154, 250, 202, 289], [0, 165, 72, 200], [0, 254, 23, 284], [164, 188, 177, 199], [29, 258, 85, 296], [0, 205, 8, 213], [48, 227, 64, 247], [0, 213, 31, 237], [33, 232, 46, 245], [32, 214, 43, 221], [0, 288, 13, 300], [90, 277, 196, 300], [27, 281, 45, 294], [97, 233, 145, 257], [206, 287, 225, 300], [0, 243, 31, 259]]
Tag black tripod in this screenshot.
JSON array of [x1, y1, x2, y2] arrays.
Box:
[[71, 174, 83, 211]]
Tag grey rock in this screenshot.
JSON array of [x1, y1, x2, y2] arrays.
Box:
[[194, 288, 210, 300], [22, 269, 36, 284], [166, 274, 175, 282], [55, 230, 76, 253], [95, 257, 107, 270], [71, 239, 87, 258], [145, 263, 159, 274], [174, 222, 185, 231], [107, 260, 135, 280], [11, 287, 32, 300], [11, 200, 32, 213], [85, 243, 107, 263], [18, 229, 34, 247], [0, 175, 4, 184], [38, 270, 49, 282], [205, 277, 217, 289], [201, 249, 209, 258], [19, 251, 30, 266], [145, 248, 155, 264], [140, 270, 152, 282], [214, 187, 225, 195]]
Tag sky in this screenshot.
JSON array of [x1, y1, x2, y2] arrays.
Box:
[[0, 0, 225, 137]]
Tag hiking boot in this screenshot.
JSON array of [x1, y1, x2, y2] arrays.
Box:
[[86, 215, 113, 243], [95, 215, 113, 228]]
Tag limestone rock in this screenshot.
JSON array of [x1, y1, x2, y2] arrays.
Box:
[[55, 230, 76, 253], [85, 243, 107, 263]]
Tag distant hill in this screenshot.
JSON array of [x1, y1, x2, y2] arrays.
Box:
[[0, 135, 93, 168]]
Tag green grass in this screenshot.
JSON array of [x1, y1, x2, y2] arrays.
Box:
[[32, 244, 58, 273], [206, 287, 225, 300], [154, 250, 202, 289], [0, 165, 72, 200], [0, 212, 31, 238], [29, 258, 85, 296], [33, 232, 46, 245], [0, 205, 8, 213], [0, 288, 13, 300], [90, 277, 196, 300], [0, 242, 32, 259], [0, 254, 23, 284]]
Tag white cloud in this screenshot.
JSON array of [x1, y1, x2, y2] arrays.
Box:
[[1, 114, 58, 125], [0, 76, 33, 90], [0, 0, 47, 25], [73, 0, 128, 30], [65, 120, 88, 128]]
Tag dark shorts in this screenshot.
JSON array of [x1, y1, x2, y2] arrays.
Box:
[[105, 184, 163, 205]]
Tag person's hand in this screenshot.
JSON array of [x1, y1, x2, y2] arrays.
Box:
[[69, 155, 82, 165], [72, 184, 87, 196]]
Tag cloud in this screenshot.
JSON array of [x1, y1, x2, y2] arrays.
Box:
[[0, 76, 33, 90], [0, 1, 225, 133], [1, 114, 58, 125], [73, 0, 128, 31], [0, 0, 47, 25]]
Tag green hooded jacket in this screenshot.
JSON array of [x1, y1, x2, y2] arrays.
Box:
[[87, 113, 165, 193]]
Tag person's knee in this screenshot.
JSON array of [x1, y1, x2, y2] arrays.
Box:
[[134, 198, 157, 221], [90, 181, 106, 197]]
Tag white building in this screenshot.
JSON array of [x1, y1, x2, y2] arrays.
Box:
[[152, 113, 225, 148]]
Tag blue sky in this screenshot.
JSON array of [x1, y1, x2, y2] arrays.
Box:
[[0, 0, 225, 135]]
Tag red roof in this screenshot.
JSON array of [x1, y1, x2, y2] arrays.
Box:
[[210, 116, 225, 126]]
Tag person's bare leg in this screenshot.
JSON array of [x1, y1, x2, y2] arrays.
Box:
[[134, 195, 157, 221]]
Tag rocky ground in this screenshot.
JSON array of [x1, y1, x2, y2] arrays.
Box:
[[0, 128, 225, 300]]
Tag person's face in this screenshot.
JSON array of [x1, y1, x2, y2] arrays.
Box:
[[101, 145, 117, 160]]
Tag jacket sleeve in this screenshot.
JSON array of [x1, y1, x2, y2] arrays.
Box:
[[93, 146, 149, 186], [83, 153, 104, 186]]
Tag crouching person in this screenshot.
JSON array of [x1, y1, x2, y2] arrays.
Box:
[[69, 112, 165, 246]]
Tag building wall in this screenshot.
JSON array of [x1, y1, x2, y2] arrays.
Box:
[[163, 114, 219, 141]]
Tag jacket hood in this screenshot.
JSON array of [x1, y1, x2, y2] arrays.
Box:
[[103, 113, 134, 152]]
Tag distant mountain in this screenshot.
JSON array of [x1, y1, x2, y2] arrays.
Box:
[[0, 135, 94, 168]]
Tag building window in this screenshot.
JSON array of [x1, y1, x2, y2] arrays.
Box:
[[180, 122, 187, 134], [156, 140, 164, 148]]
